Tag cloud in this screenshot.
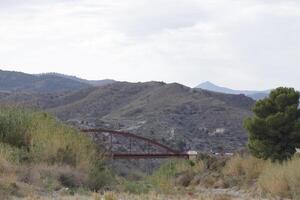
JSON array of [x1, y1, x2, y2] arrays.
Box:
[[0, 0, 300, 90]]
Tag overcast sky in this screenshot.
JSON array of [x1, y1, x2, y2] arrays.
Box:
[[1, 0, 300, 90]]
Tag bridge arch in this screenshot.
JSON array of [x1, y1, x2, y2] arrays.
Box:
[[81, 128, 189, 159]]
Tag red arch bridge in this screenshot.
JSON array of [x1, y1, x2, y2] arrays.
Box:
[[81, 128, 197, 159]]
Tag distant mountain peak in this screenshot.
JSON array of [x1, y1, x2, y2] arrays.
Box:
[[196, 81, 270, 100], [201, 81, 215, 85], [196, 81, 236, 94]]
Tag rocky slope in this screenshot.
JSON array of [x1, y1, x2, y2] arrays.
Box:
[[0, 81, 254, 153]]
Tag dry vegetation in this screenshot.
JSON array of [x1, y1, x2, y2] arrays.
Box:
[[1, 107, 300, 200], [113, 153, 300, 199], [19, 192, 239, 200], [0, 106, 114, 199]]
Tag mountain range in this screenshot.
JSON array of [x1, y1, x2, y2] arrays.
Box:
[[0, 69, 257, 153], [196, 81, 270, 100], [0, 70, 116, 93]]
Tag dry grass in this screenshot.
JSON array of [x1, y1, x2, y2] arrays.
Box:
[[221, 154, 300, 199], [0, 156, 90, 198], [1, 105, 300, 200], [17, 163, 88, 190], [15, 191, 238, 200], [223, 154, 268, 183], [103, 191, 118, 200], [258, 156, 300, 198]]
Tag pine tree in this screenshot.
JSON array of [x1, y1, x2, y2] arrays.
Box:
[[244, 87, 300, 161]]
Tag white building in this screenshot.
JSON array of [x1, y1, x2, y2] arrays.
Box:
[[187, 150, 198, 160]]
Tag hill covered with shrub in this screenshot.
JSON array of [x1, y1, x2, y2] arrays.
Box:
[[0, 106, 114, 198]]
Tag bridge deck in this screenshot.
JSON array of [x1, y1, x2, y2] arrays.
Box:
[[111, 153, 189, 159]]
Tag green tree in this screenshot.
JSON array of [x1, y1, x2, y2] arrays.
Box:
[[244, 87, 300, 161]]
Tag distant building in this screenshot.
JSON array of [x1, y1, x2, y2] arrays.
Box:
[[187, 150, 198, 160]]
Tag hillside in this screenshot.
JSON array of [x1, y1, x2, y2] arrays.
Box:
[[0, 70, 90, 93], [0, 72, 256, 152], [0, 70, 115, 93], [92, 82, 254, 152], [40, 72, 116, 86], [0, 81, 254, 153], [196, 81, 269, 100]]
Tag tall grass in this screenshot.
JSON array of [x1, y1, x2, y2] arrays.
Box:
[[143, 153, 300, 198], [29, 112, 97, 170], [0, 106, 97, 170], [258, 156, 300, 198], [0, 143, 23, 164], [223, 154, 300, 198], [223, 154, 268, 182], [146, 159, 204, 192], [0, 106, 113, 196]]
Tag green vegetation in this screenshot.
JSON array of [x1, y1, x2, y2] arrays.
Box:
[[244, 87, 300, 161], [146, 159, 203, 192], [0, 106, 114, 198]]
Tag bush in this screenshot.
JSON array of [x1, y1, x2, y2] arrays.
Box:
[[197, 153, 227, 171], [0, 143, 23, 164], [0, 107, 33, 149], [122, 180, 149, 194], [147, 159, 204, 192], [88, 160, 115, 191]]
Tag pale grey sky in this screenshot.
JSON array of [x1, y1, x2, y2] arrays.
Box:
[[1, 0, 300, 90]]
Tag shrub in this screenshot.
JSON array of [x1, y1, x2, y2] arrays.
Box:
[[122, 180, 149, 194], [147, 159, 204, 192], [0, 143, 23, 164], [197, 153, 227, 171], [88, 160, 115, 191], [0, 107, 33, 149]]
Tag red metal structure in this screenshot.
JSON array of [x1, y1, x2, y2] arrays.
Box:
[[81, 128, 189, 159]]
